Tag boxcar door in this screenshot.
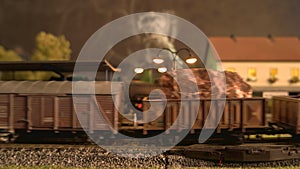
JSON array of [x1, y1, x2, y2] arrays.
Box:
[[58, 96, 83, 129], [0, 94, 9, 129], [30, 96, 54, 128], [13, 96, 27, 129]]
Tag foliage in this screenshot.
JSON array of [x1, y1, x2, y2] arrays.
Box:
[[0, 31, 71, 80], [0, 46, 34, 80], [32, 31, 71, 61], [31, 31, 72, 80], [0, 46, 22, 61]]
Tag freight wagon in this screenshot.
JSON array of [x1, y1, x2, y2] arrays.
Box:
[[0, 81, 123, 142], [0, 80, 298, 144], [272, 95, 300, 136], [142, 98, 266, 133]]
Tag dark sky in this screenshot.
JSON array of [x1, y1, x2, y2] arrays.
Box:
[[0, 0, 300, 58]]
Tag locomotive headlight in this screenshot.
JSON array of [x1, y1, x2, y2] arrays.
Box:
[[153, 58, 164, 64], [158, 67, 167, 73], [154, 48, 197, 70], [185, 57, 197, 64], [134, 67, 144, 74]]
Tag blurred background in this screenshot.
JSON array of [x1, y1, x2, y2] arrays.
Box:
[[1, 0, 300, 58], [0, 0, 300, 96]]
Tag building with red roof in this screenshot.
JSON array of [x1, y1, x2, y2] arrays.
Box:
[[209, 36, 300, 95]]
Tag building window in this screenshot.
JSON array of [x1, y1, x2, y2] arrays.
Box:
[[226, 67, 236, 72], [268, 68, 278, 84], [247, 68, 257, 82], [289, 68, 299, 83]]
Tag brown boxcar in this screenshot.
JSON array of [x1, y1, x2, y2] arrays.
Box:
[[0, 81, 123, 140], [0, 80, 267, 143]]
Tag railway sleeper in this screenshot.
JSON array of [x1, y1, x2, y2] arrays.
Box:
[[184, 145, 300, 162]]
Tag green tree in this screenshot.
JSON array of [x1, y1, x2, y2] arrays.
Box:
[[31, 31, 72, 80], [0, 46, 22, 61], [32, 31, 71, 61], [0, 46, 34, 80]]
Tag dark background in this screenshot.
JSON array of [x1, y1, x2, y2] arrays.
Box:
[[1, 0, 300, 58]]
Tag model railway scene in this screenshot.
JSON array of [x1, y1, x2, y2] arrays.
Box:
[[0, 46, 300, 167], [0, 63, 299, 145], [0, 61, 300, 167], [1, 39, 300, 168], [1, 1, 300, 168]]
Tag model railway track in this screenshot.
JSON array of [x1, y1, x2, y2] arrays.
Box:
[[2, 142, 300, 164], [0, 143, 100, 149], [183, 143, 300, 163]]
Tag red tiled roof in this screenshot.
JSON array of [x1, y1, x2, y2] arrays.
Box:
[[209, 37, 300, 61]]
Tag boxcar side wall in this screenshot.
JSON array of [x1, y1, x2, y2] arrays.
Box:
[[0, 94, 10, 131], [272, 96, 300, 135], [142, 98, 266, 135], [57, 94, 121, 134], [0, 81, 123, 138]]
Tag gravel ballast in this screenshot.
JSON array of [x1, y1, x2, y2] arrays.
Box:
[[0, 146, 300, 168]]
